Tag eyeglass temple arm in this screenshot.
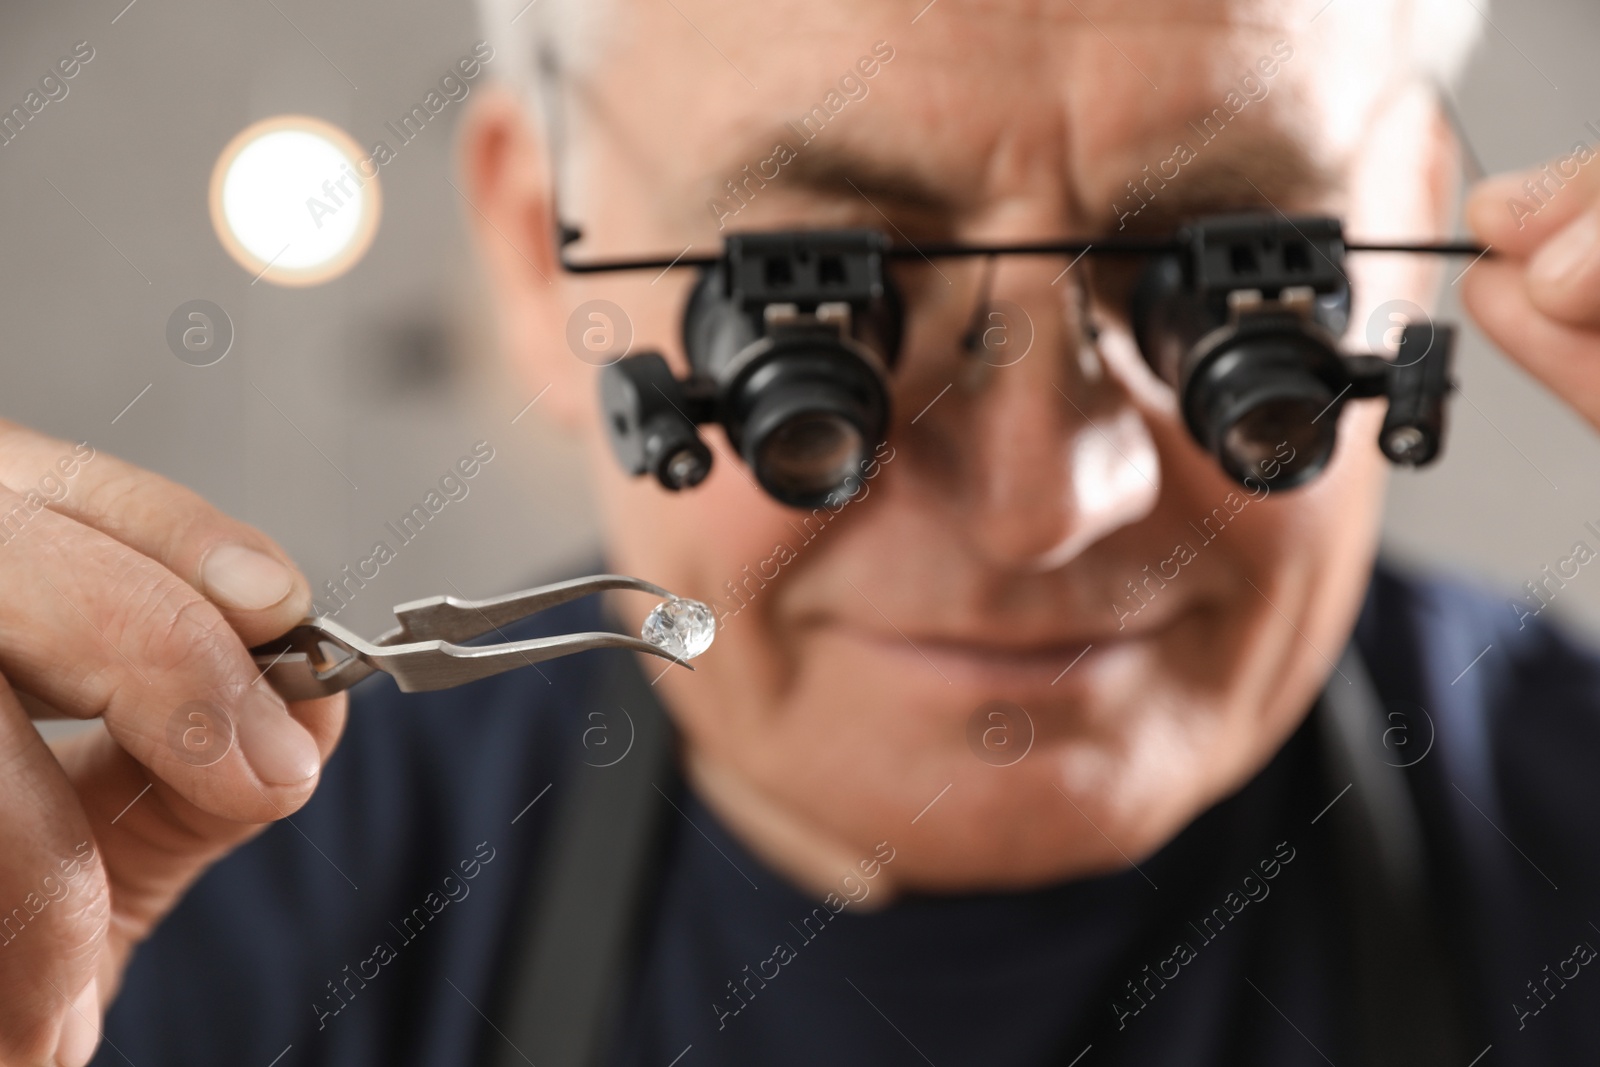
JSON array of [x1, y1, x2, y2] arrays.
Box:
[[555, 218, 1490, 276]]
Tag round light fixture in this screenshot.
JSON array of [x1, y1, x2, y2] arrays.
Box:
[[209, 115, 380, 287]]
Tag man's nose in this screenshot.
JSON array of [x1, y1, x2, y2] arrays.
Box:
[[908, 259, 1161, 571]]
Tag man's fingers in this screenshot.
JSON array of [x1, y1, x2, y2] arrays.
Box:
[[0, 675, 107, 1067], [1466, 154, 1600, 257], [1522, 201, 1600, 329], [0, 424, 349, 1061], [1461, 257, 1600, 429], [0, 422, 311, 646], [47, 689, 345, 988], [0, 483, 323, 822]]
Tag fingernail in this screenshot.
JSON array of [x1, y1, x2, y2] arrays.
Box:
[[236, 686, 320, 785], [54, 977, 99, 1067], [1531, 209, 1600, 292], [201, 543, 294, 612]]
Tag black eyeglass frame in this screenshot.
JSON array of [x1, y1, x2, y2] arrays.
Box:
[[556, 213, 1488, 507]]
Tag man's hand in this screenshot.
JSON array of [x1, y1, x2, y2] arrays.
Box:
[[0, 421, 344, 1066], [1464, 156, 1600, 430]]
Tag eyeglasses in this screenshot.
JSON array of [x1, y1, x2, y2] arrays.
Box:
[[559, 213, 1486, 507]]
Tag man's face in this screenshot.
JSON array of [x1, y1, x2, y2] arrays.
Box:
[[471, 0, 1451, 891]]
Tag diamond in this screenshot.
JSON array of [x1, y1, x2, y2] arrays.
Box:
[[641, 597, 716, 660]]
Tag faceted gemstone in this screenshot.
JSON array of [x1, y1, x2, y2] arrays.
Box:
[[641, 597, 716, 660]]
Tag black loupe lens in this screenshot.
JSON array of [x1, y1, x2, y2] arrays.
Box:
[[731, 344, 887, 509], [755, 409, 865, 503], [1186, 337, 1342, 490], [1219, 394, 1335, 485], [743, 380, 874, 507]]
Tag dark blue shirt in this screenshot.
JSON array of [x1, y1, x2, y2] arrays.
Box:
[[98, 562, 1600, 1066]]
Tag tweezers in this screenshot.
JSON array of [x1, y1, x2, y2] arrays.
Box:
[[250, 574, 692, 702]]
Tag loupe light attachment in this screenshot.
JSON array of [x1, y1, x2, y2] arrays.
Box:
[[563, 214, 1478, 506], [1378, 319, 1455, 466], [599, 351, 713, 490]]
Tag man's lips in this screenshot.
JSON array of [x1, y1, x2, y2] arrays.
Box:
[[823, 612, 1182, 693]]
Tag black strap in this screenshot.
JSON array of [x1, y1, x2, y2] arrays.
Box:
[[486, 650, 681, 1067], [1315, 644, 1471, 1066]]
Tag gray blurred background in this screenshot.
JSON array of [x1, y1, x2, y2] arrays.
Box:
[[2, 0, 1598, 653]]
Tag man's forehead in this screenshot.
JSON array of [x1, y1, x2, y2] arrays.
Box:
[[915, 0, 1313, 29], [590, 0, 1408, 62], [560, 0, 1416, 108], [563, 0, 1415, 239], [608, 0, 1338, 33], [590, 0, 1394, 131]]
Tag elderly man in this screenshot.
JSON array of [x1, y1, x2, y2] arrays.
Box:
[[1, 0, 1596, 1063]]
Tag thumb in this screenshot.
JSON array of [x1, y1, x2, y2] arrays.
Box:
[[0, 676, 107, 1067]]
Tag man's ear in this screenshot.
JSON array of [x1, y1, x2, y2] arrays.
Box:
[[458, 83, 590, 429], [1352, 81, 1461, 230], [1424, 92, 1467, 238]]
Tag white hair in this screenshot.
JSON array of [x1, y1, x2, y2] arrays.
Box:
[[472, 0, 603, 141], [1404, 0, 1488, 87]]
